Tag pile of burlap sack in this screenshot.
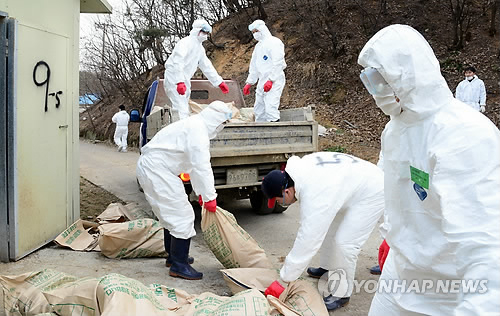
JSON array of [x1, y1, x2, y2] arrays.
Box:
[[53, 202, 274, 268], [1, 202, 328, 315], [0, 268, 326, 316]]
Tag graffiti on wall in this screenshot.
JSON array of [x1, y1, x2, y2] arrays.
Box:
[[33, 61, 63, 112]]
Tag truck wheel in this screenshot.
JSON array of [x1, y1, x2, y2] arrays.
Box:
[[273, 204, 288, 213], [249, 191, 274, 215]]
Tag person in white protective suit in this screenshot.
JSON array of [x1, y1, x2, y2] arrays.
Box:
[[163, 19, 229, 119], [260, 152, 384, 311], [358, 24, 500, 316], [243, 20, 286, 122], [455, 65, 487, 112], [111, 104, 130, 152], [136, 101, 232, 280]]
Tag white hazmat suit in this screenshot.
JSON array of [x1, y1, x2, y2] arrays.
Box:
[[246, 20, 286, 122], [455, 75, 486, 111], [280, 152, 384, 298], [358, 24, 500, 316], [111, 109, 130, 151], [164, 19, 223, 119], [136, 101, 232, 239]]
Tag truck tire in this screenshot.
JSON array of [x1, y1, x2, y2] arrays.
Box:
[[249, 190, 274, 215]]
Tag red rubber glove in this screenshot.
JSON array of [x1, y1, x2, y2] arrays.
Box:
[[264, 280, 285, 298], [205, 199, 217, 213], [243, 84, 251, 96], [219, 82, 229, 94], [198, 195, 203, 207], [263, 80, 273, 92], [378, 239, 390, 271], [176, 82, 186, 95]]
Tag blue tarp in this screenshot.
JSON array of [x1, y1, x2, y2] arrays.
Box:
[[79, 94, 100, 105], [140, 80, 159, 148]]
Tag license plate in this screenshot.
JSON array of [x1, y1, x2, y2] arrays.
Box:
[[226, 168, 258, 185]]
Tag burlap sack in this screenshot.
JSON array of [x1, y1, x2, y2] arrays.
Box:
[[181, 289, 269, 316], [96, 203, 130, 224], [220, 268, 279, 294], [220, 268, 329, 316], [98, 218, 167, 259], [200, 206, 273, 269], [96, 273, 187, 315], [97, 203, 148, 224], [0, 269, 78, 315], [238, 107, 255, 122], [188, 100, 241, 121], [271, 280, 328, 316], [54, 219, 99, 251]]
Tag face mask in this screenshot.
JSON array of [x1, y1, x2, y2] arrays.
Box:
[[466, 76, 473, 80], [198, 34, 208, 42], [253, 31, 263, 41], [373, 95, 402, 116]]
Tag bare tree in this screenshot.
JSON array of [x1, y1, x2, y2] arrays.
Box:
[[288, 0, 348, 58], [355, 0, 387, 36], [449, 0, 472, 50], [80, 0, 268, 105], [488, 0, 499, 36]]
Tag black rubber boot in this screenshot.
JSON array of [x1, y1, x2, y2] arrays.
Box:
[[164, 229, 193, 267], [169, 236, 203, 280], [369, 265, 381, 275], [306, 267, 328, 278], [324, 296, 350, 311]]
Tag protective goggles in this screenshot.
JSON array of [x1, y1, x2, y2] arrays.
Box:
[[201, 25, 212, 33], [359, 67, 390, 96]]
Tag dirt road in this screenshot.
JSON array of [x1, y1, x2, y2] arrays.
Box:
[[1, 140, 382, 315]]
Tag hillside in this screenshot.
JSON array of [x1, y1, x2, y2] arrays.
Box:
[[80, 0, 500, 162]]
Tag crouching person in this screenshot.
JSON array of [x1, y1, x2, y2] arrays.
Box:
[[136, 101, 232, 280], [262, 152, 384, 311]]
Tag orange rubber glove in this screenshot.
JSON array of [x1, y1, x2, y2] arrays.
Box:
[[265, 280, 285, 298], [219, 82, 229, 94], [378, 239, 390, 271], [243, 83, 251, 96], [205, 199, 217, 213], [263, 80, 273, 92], [177, 82, 186, 95]]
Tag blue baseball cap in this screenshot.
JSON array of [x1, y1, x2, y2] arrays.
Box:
[[261, 170, 287, 208]]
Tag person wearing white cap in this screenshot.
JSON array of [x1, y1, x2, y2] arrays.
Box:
[[111, 104, 130, 152], [358, 24, 500, 315], [163, 19, 230, 119], [136, 101, 233, 280], [260, 152, 385, 311], [243, 20, 286, 122]]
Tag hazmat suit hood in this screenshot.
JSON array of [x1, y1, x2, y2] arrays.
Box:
[[248, 20, 272, 41], [189, 19, 212, 42], [199, 101, 232, 139], [358, 24, 453, 124]]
